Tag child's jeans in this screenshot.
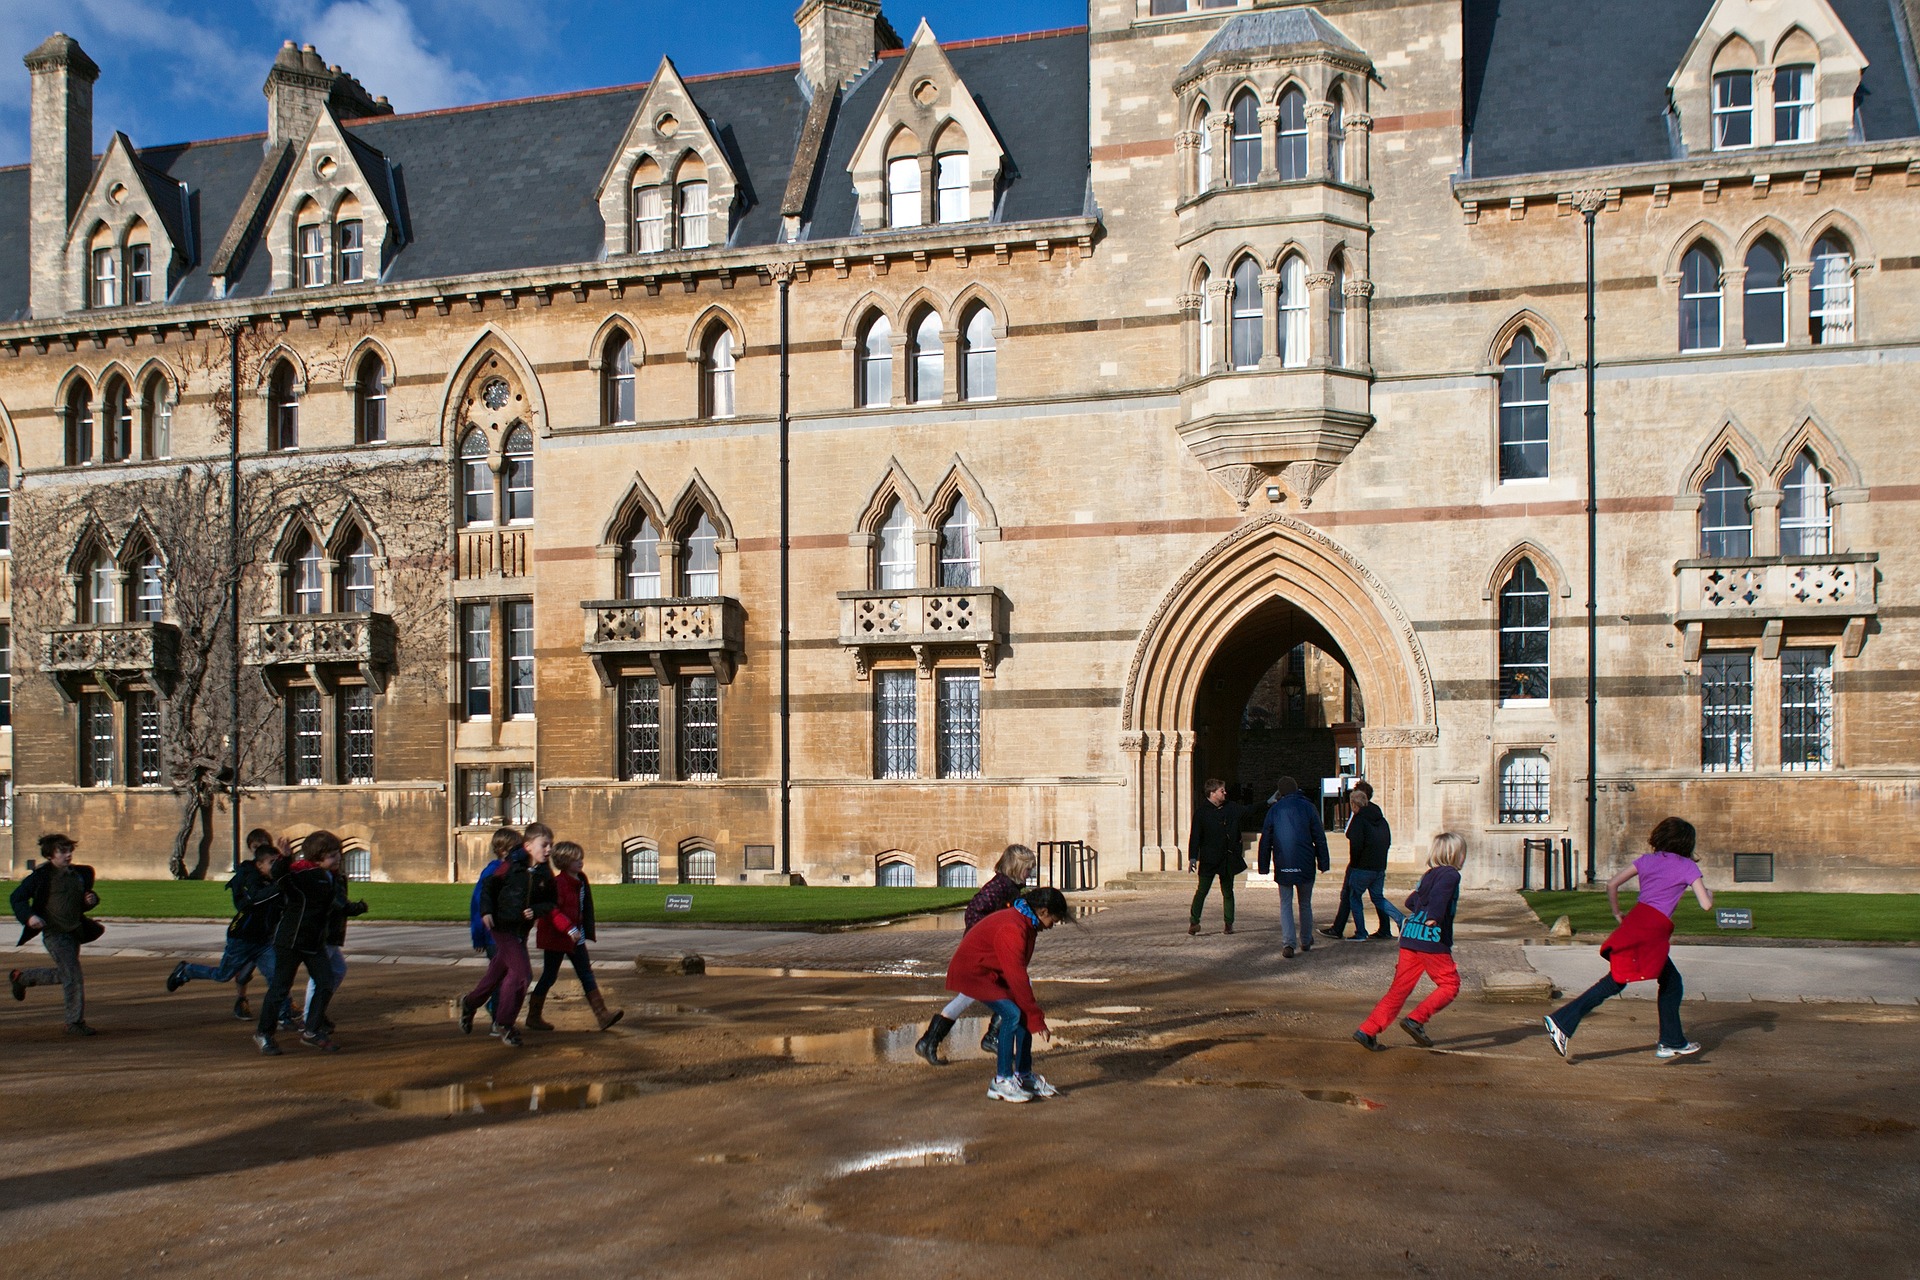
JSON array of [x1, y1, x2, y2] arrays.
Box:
[[982, 998, 1032, 1079]]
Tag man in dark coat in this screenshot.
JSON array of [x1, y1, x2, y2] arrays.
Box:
[[1257, 777, 1329, 958], [1342, 781, 1405, 940], [9, 833, 103, 1034], [1188, 777, 1247, 935], [1321, 781, 1395, 940]]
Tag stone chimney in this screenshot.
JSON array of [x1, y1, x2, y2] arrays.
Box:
[[795, 0, 901, 92], [263, 40, 391, 149], [24, 33, 99, 318]]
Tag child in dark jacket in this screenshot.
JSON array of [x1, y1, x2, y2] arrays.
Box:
[[1353, 832, 1467, 1051], [525, 842, 623, 1032], [914, 844, 1037, 1065], [252, 830, 347, 1055], [167, 829, 279, 1020], [945, 886, 1069, 1103], [458, 822, 555, 1047]]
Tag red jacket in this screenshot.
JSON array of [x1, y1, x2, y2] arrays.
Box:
[[945, 905, 1047, 1035], [1600, 901, 1676, 983], [535, 871, 585, 953]]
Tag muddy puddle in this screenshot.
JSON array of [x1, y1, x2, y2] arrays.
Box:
[[367, 1080, 654, 1116], [761, 1016, 996, 1064], [837, 1141, 969, 1174], [1166, 1078, 1384, 1110]]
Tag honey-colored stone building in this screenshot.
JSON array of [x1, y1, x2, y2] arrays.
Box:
[[1, 0, 1915, 890]]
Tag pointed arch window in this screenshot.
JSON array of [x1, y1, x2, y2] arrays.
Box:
[[623, 516, 661, 600], [0, 463, 10, 551], [1276, 86, 1307, 181], [339, 528, 375, 613], [1194, 265, 1214, 373], [1499, 559, 1550, 703], [936, 152, 969, 223], [92, 243, 119, 307], [356, 354, 388, 444], [677, 180, 710, 249], [604, 333, 637, 425], [287, 531, 324, 615], [128, 241, 153, 304], [1679, 245, 1723, 352], [1229, 257, 1262, 370], [1701, 455, 1753, 558], [909, 309, 943, 404], [141, 376, 171, 459], [1712, 70, 1754, 149], [1779, 450, 1831, 556], [83, 550, 117, 623], [858, 313, 893, 407], [1328, 258, 1347, 367], [102, 378, 133, 464], [1498, 331, 1549, 481], [960, 305, 997, 400], [1772, 64, 1813, 144], [939, 496, 979, 588], [133, 549, 165, 622], [1810, 234, 1853, 345], [502, 426, 534, 522], [682, 511, 719, 596], [66, 381, 94, 466], [702, 326, 736, 419], [877, 499, 914, 589], [268, 361, 300, 451], [1194, 99, 1214, 191], [1327, 87, 1346, 183], [1743, 238, 1787, 347], [1229, 90, 1260, 185], [459, 429, 492, 526], [336, 219, 364, 283], [1279, 256, 1309, 368], [888, 155, 923, 228]]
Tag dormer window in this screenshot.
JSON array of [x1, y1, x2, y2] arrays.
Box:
[[1772, 65, 1813, 144], [298, 222, 327, 286], [677, 179, 710, 249], [128, 243, 152, 304], [936, 152, 969, 223], [634, 184, 665, 253], [888, 155, 923, 228], [92, 246, 118, 308], [337, 219, 364, 283], [1712, 70, 1754, 149]]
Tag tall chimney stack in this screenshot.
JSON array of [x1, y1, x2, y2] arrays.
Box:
[[24, 33, 98, 318], [263, 40, 390, 150], [795, 0, 900, 92]]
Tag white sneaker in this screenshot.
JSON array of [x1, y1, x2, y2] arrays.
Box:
[[1543, 1015, 1570, 1059], [987, 1075, 1034, 1103], [1655, 1041, 1702, 1060], [1019, 1073, 1061, 1099], [489, 1023, 505, 1037]]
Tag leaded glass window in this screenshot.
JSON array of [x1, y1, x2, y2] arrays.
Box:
[[503, 766, 536, 824], [619, 675, 661, 780], [81, 691, 115, 786], [936, 669, 981, 779], [1780, 648, 1833, 772], [625, 841, 660, 883], [682, 846, 717, 884], [1499, 559, 1550, 702], [679, 676, 719, 780], [1497, 751, 1550, 824], [939, 861, 979, 888], [506, 600, 534, 718], [878, 860, 916, 887], [1701, 651, 1754, 772], [460, 429, 492, 526], [288, 687, 323, 785], [341, 686, 374, 783], [462, 603, 492, 720], [503, 426, 534, 522], [1499, 332, 1549, 481], [875, 669, 917, 779], [460, 767, 496, 826], [129, 690, 162, 787]]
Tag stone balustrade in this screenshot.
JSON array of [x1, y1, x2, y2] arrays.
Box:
[[42, 620, 179, 673], [1673, 552, 1878, 659], [579, 596, 745, 685], [836, 585, 1008, 677], [245, 612, 397, 679]]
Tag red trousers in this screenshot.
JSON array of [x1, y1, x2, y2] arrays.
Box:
[[1359, 949, 1461, 1034]]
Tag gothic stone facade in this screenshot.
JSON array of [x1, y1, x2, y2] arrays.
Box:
[[0, 0, 1916, 889]]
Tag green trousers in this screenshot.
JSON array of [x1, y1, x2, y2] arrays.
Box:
[[1190, 868, 1235, 927]]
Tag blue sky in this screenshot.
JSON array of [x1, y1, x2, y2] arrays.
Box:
[[0, 1, 1088, 166]]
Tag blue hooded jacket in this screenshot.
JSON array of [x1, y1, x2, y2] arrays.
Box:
[[1257, 791, 1330, 882], [469, 858, 502, 949]]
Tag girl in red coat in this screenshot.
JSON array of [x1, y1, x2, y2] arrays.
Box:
[[943, 885, 1069, 1103], [526, 842, 623, 1032], [914, 843, 1037, 1065]]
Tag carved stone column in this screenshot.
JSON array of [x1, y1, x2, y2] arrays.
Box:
[[1304, 100, 1333, 181], [1257, 271, 1282, 369], [1206, 111, 1231, 191], [1345, 277, 1375, 370], [1257, 104, 1281, 182], [1175, 129, 1200, 201], [1783, 263, 1812, 348], [1720, 266, 1747, 351], [1305, 271, 1334, 368], [1345, 113, 1373, 186]]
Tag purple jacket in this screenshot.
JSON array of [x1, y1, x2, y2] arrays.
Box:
[[963, 873, 1024, 932]]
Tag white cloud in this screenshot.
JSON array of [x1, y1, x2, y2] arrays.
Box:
[[296, 0, 481, 112]]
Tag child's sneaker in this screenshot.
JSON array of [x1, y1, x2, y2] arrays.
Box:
[[1543, 1015, 1570, 1059], [1352, 1029, 1384, 1052], [1399, 1017, 1433, 1048], [1019, 1073, 1061, 1098], [987, 1075, 1033, 1103], [1655, 1041, 1702, 1060]]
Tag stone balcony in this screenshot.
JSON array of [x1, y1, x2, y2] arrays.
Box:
[[580, 596, 746, 686], [41, 621, 180, 700], [1673, 552, 1878, 659], [245, 613, 398, 690], [457, 526, 529, 580], [1178, 366, 1373, 509], [837, 586, 1008, 678]]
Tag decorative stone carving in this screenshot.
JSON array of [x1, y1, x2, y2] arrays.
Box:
[[1280, 460, 1335, 508], [1211, 463, 1265, 511]]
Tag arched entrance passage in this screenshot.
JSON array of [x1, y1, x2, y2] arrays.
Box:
[[1122, 515, 1437, 871]]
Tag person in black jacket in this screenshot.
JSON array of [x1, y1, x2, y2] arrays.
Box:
[[458, 822, 556, 1048], [9, 833, 103, 1035], [167, 830, 281, 1020], [1320, 781, 1395, 941], [1341, 782, 1405, 941], [299, 860, 368, 1036], [1187, 778, 1247, 935], [251, 830, 347, 1055]]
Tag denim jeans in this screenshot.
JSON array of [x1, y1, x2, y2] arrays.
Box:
[[1550, 958, 1687, 1048], [1348, 869, 1406, 940], [182, 936, 273, 986], [1276, 877, 1314, 947], [1325, 867, 1391, 937], [533, 944, 599, 998], [258, 948, 334, 1039], [982, 997, 1032, 1080], [19, 930, 86, 1025], [303, 945, 348, 1021]]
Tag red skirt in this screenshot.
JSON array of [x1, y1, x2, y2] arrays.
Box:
[[1599, 902, 1675, 983]]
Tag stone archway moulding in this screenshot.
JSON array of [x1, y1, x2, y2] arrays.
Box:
[[1120, 513, 1438, 871]]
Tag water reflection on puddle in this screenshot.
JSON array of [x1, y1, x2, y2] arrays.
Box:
[[367, 1080, 651, 1116], [838, 1141, 968, 1174], [761, 1017, 996, 1064]]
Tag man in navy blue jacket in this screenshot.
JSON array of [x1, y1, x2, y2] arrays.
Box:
[[1257, 777, 1329, 958]]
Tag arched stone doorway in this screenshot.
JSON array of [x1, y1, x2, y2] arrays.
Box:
[[1122, 515, 1437, 870]]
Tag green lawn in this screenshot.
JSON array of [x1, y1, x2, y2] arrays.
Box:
[[80, 880, 974, 927], [1521, 890, 1920, 943]]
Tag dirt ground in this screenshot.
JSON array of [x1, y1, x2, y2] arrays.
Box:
[[1, 944, 1916, 1278]]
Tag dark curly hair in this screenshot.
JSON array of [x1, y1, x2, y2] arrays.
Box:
[[1648, 817, 1697, 860]]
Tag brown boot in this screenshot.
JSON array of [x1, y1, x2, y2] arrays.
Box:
[[585, 988, 624, 1031], [524, 992, 554, 1031]]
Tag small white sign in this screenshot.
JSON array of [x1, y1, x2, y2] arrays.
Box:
[[665, 894, 693, 913]]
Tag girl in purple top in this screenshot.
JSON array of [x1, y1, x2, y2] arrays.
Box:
[[915, 844, 1037, 1065], [1545, 817, 1714, 1063]]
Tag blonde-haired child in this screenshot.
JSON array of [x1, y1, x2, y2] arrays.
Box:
[[1353, 832, 1467, 1051], [915, 843, 1038, 1065]]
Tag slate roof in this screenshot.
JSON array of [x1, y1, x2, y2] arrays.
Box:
[[1182, 7, 1364, 77], [0, 27, 1092, 320], [1464, 0, 1920, 179]]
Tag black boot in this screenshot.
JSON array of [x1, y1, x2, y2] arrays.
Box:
[[981, 1012, 1001, 1055], [915, 1014, 955, 1065]]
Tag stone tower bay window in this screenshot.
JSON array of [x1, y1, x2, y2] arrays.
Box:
[[1327, 257, 1347, 367], [1229, 257, 1261, 369], [1273, 85, 1307, 181], [1276, 255, 1308, 368], [1326, 87, 1346, 183], [1230, 90, 1260, 185]]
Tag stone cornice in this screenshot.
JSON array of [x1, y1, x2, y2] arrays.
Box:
[[1453, 139, 1920, 210]]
